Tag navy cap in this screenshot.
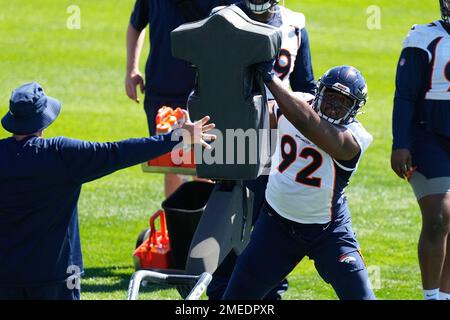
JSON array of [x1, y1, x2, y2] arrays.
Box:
[[1, 82, 62, 135]]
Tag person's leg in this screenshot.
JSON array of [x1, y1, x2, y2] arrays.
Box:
[[25, 282, 80, 300], [314, 249, 375, 300], [417, 193, 450, 294], [208, 177, 286, 300], [0, 287, 27, 300], [208, 251, 289, 301], [244, 175, 269, 225], [440, 234, 450, 299], [409, 129, 450, 299], [208, 178, 289, 300], [207, 251, 238, 300], [165, 174, 184, 198], [143, 98, 160, 137], [222, 207, 304, 300], [245, 176, 289, 299], [311, 221, 375, 300], [263, 278, 289, 300]]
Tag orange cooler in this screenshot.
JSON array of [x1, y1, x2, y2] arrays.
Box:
[[142, 106, 196, 175]]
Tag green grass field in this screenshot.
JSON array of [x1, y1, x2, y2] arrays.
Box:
[[0, 0, 439, 300]]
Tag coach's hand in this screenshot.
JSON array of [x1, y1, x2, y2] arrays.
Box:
[[125, 70, 145, 103], [391, 148, 414, 180], [179, 110, 216, 150]]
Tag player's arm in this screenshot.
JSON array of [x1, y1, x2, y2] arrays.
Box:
[[268, 100, 278, 129], [289, 28, 316, 95], [390, 47, 429, 178], [266, 77, 360, 161], [125, 0, 149, 103]]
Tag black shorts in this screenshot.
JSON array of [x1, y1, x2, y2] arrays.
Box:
[[409, 127, 450, 199], [144, 97, 187, 136], [411, 127, 450, 179]]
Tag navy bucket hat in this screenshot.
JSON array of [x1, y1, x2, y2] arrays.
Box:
[[2, 82, 62, 135]]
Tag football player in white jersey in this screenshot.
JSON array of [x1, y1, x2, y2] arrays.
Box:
[[211, 0, 316, 95], [390, 0, 450, 300], [239, 0, 316, 95], [222, 65, 375, 300], [207, 0, 316, 300]]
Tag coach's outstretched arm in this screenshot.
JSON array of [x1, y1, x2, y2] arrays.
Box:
[[264, 76, 360, 161], [59, 113, 215, 184]]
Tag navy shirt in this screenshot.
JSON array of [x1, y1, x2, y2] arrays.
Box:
[[130, 0, 238, 103], [393, 21, 450, 149], [0, 133, 180, 286]]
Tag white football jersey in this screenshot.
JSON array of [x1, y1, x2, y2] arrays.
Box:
[[273, 7, 305, 83], [266, 103, 373, 224], [266, 7, 305, 99], [403, 21, 450, 101], [212, 4, 306, 97]]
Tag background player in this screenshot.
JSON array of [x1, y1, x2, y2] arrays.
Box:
[[125, 0, 238, 198], [390, 0, 450, 300], [206, 0, 316, 300], [223, 65, 375, 300], [240, 0, 316, 94]]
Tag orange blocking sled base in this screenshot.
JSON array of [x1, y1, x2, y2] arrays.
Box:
[[133, 210, 172, 270], [143, 148, 197, 175]]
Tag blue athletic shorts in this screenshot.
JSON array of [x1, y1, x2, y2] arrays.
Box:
[[411, 126, 450, 179], [409, 126, 450, 199]]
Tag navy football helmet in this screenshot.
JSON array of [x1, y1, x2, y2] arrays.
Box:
[[313, 66, 368, 125], [441, 0, 450, 25], [244, 0, 280, 14]]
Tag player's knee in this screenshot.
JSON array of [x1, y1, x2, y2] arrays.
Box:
[[207, 275, 229, 300], [335, 269, 375, 300], [222, 266, 269, 300], [420, 195, 450, 234], [422, 209, 450, 238], [316, 250, 375, 300], [224, 254, 279, 300]]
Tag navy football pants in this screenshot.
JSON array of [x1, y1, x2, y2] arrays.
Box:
[[222, 202, 375, 300], [207, 175, 289, 300]]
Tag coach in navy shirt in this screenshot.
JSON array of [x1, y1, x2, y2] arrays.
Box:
[[0, 82, 214, 299], [125, 0, 239, 198]]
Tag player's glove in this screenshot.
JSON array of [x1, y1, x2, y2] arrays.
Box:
[[254, 58, 276, 84]]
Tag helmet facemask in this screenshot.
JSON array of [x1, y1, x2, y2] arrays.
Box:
[[313, 86, 365, 126], [441, 0, 450, 25], [244, 0, 282, 15]]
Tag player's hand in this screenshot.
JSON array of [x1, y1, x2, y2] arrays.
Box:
[[254, 58, 276, 84], [125, 70, 145, 103], [180, 110, 216, 149], [391, 148, 414, 180]]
